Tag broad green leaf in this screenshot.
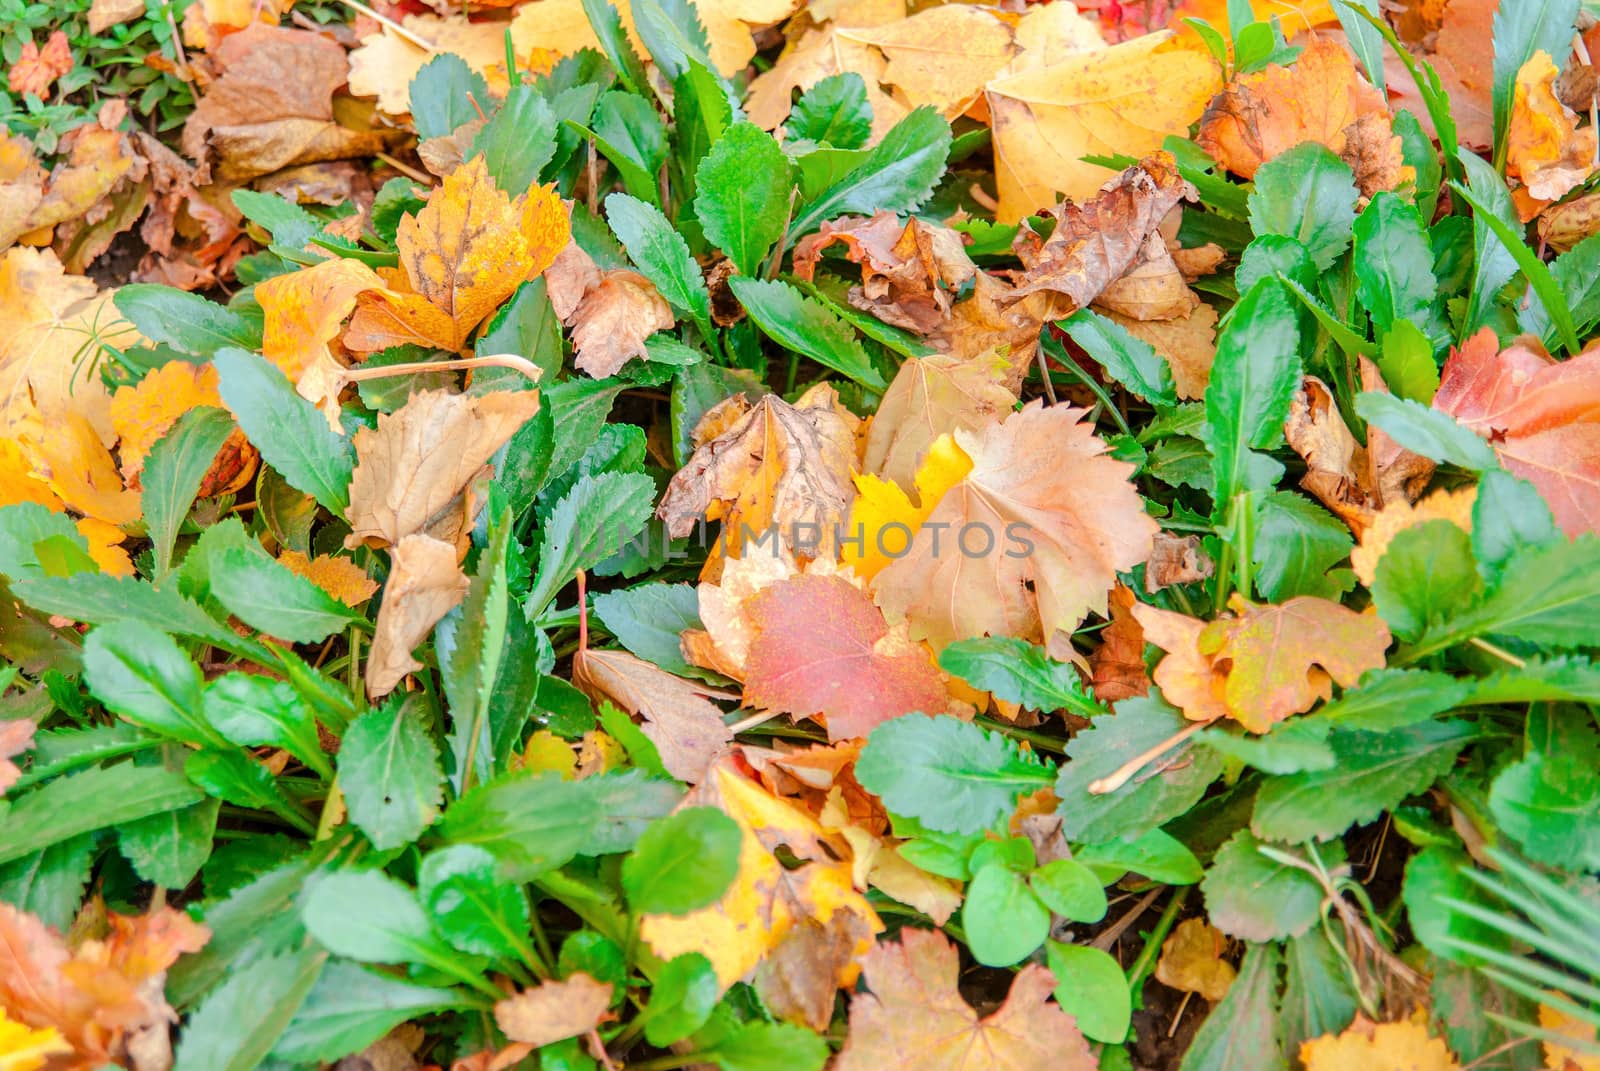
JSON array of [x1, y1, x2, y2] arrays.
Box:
[[591, 582, 705, 679], [1060, 309, 1177, 406], [0, 834, 97, 931], [788, 107, 952, 241], [1178, 943, 1284, 1071], [211, 546, 359, 644], [644, 953, 720, 1046], [962, 862, 1050, 966], [701, 1021, 830, 1071], [0, 503, 96, 582], [1251, 722, 1476, 842], [168, 859, 314, 1006], [409, 53, 489, 140], [1472, 470, 1557, 583], [1029, 858, 1107, 922], [1412, 535, 1600, 656], [1046, 942, 1132, 1044], [419, 844, 533, 962], [1251, 491, 1354, 601], [1376, 319, 1440, 404], [606, 192, 714, 333], [622, 807, 741, 914], [542, 377, 628, 493], [1489, 708, 1600, 869], [142, 407, 236, 579], [1204, 279, 1302, 506], [203, 673, 329, 779], [727, 276, 883, 389], [936, 637, 1103, 717], [526, 472, 654, 619], [118, 798, 219, 889], [434, 773, 603, 880], [438, 508, 512, 793], [1354, 392, 1501, 471], [1198, 721, 1337, 775], [581, 0, 651, 95], [1404, 845, 1502, 960], [340, 700, 444, 852], [185, 750, 298, 816], [113, 286, 260, 355], [569, 769, 684, 856], [1466, 656, 1600, 705], [631, 0, 715, 82], [1073, 829, 1203, 886], [214, 348, 354, 516], [694, 123, 794, 276], [0, 763, 203, 866], [271, 959, 478, 1064], [1307, 668, 1471, 733], [1201, 830, 1340, 941], [587, 92, 668, 205], [785, 73, 872, 149], [472, 86, 558, 191], [13, 573, 261, 661], [172, 945, 324, 1071], [1055, 694, 1224, 843], [1352, 192, 1436, 332], [1246, 143, 1359, 270], [83, 622, 221, 747], [1280, 929, 1362, 1057], [477, 278, 564, 386], [302, 869, 455, 966], [1372, 520, 1482, 641], [856, 715, 1053, 835], [1491, 0, 1580, 150], [1457, 149, 1520, 336]]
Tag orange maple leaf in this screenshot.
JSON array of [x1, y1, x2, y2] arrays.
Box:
[[8, 31, 71, 98]]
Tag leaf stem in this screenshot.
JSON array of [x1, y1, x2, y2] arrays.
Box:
[[1124, 887, 1190, 993], [334, 0, 437, 49], [336, 354, 545, 390], [1087, 720, 1213, 795]]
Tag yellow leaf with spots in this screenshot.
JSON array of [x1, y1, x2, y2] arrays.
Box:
[[278, 551, 378, 607], [640, 757, 881, 994], [257, 256, 383, 387], [0, 438, 60, 511], [844, 434, 972, 582], [108, 360, 224, 481], [1301, 1011, 1461, 1071]]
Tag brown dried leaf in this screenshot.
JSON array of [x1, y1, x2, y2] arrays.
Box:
[[1155, 918, 1236, 1002], [795, 212, 977, 335], [493, 973, 613, 1048], [567, 268, 674, 378], [571, 646, 733, 783], [1090, 582, 1149, 704], [367, 533, 471, 698], [1105, 302, 1218, 400], [862, 352, 1016, 491]]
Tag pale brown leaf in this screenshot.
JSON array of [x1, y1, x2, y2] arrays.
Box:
[[366, 533, 471, 698]]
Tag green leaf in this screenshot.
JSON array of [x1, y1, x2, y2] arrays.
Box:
[[1246, 143, 1359, 270], [1354, 392, 1500, 471], [1457, 150, 1522, 337], [643, 953, 720, 1046], [114, 286, 260, 355], [1332, 0, 1385, 93], [581, 0, 651, 95], [1372, 520, 1482, 641], [591, 583, 706, 679], [1204, 279, 1302, 506], [631, 0, 716, 82], [569, 770, 684, 856], [1522, 232, 1600, 345], [937, 637, 1103, 717], [302, 869, 455, 966], [168, 859, 314, 1006], [410, 53, 490, 140], [83, 621, 221, 747], [1404, 846, 1502, 961], [478, 278, 564, 386], [0, 834, 98, 932], [1046, 942, 1132, 1044], [701, 1021, 829, 1071], [1059, 309, 1178, 406], [13, 572, 260, 661], [788, 107, 952, 241], [1073, 829, 1203, 886], [962, 863, 1050, 966], [1251, 722, 1476, 843], [1375, 319, 1441, 404], [142, 407, 236, 579], [606, 192, 713, 332], [1412, 535, 1600, 655], [1489, 708, 1600, 869], [438, 509, 512, 793], [1178, 943, 1284, 1071], [419, 844, 533, 962], [526, 471, 655, 619], [1198, 721, 1337, 776], [694, 123, 794, 277], [1251, 491, 1354, 601], [1472, 470, 1557, 584], [340, 700, 444, 852], [1201, 830, 1339, 941], [0, 503, 97, 582], [0, 763, 203, 866], [1055, 694, 1224, 843], [472, 86, 558, 191], [785, 73, 872, 149], [1491, 0, 1580, 151], [211, 546, 359, 644], [214, 348, 354, 516], [856, 715, 1053, 835], [1280, 929, 1362, 1057], [271, 959, 478, 1064], [204, 673, 330, 779], [543, 377, 628, 492], [727, 276, 884, 389], [433, 773, 603, 880], [172, 945, 324, 1071], [588, 92, 668, 205], [1452, 177, 1579, 355], [1029, 858, 1107, 922], [118, 798, 219, 889], [186, 750, 298, 816], [1352, 192, 1436, 333], [622, 806, 742, 914], [1307, 669, 1470, 732]]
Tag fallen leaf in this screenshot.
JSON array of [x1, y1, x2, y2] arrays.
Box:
[[87, 0, 145, 33], [640, 757, 881, 999], [873, 401, 1157, 659], [279, 550, 379, 607], [846, 433, 974, 582], [834, 927, 1096, 1071], [1106, 302, 1218, 400], [1388, 0, 1493, 149], [0, 718, 36, 793], [1154, 918, 1235, 1002], [108, 359, 226, 482], [8, 31, 71, 99], [797, 213, 977, 335], [1433, 329, 1600, 535], [346, 388, 542, 554], [27, 414, 140, 530], [1300, 1011, 1462, 1071], [572, 646, 733, 783], [681, 548, 801, 680], [564, 265, 675, 377], [1146, 532, 1213, 592], [860, 352, 1015, 493], [1539, 188, 1600, 251], [0, 438, 59, 511], [257, 256, 385, 408], [820, 788, 962, 925], [1090, 233, 1200, 322], [351, 14, 511, 115], [1350, 487, 1477, 587], [1539, 1000, 1600, 1071], [743, 573, 951, 741], [367, 533, 471, 698], [986, 33, 1220, 221], [1507, 51, 1598, 218], [1090, 582, 1149, 704], [0, 1008, 70, 1070], [656, 383, 860, 578], [1134, 595, 1393, 732], [928, 272, 1050, 392], [1340, 111, 1416, 200], [493, 973, 613, 1048], [834, 7, 1021, 120]]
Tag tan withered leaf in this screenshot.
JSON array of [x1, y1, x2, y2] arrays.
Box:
[[873, 401, 1157, 659], [346, 388, 541, 554], [1134, 595, 1392, 733], [656, 383, 860, 577], [795, 212, 977, 335], [834, 6, 1020, 120], [256, 256, 384, 415], [862, 352, 1015, 492], [571, 646, 733, 783], [1146, 532, 1213, 593], [1155, 918, 1236, 1002], [493, 973, 614, 1048], [929, 272, 1054, 393], [1507, 51, 1598, 217], [818, 788, 962, 925], [366, 534, 471, 698], [1106, 301, 1218, 400], [1090, 582, 1149, 704], [834, 927, 1096, 1071], [1090, 232, 1199, 322], [563, 261, 675, 377]]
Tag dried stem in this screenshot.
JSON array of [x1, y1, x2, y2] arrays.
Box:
[[335, 0, 437, 49], [1088, 720, 1212, 795], [336, 353, 545, 389]]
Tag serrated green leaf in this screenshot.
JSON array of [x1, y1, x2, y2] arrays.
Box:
[[1179, 943, 1284, 1071], [785, 73, 872, 149], [1457, 149, 1521, 336], [1251, 491, 1354, 601], [1201, 830, 1341, 942], [118, 798, 219, 889], [1247, 143, 1358, 270], [631, 0, 716, 82], [591, 582, 706, 679], [142, 406, 236, 579], [438, 508, 512, 793], [606, 192, 713, 336], [788, 107, 952, 241], [302, 869, 455, 966], [586, 92, 668, 206], [410, 53, 490, 140], [1204, 279, 1302, 506], [622, 806, 741, 914], [472, 86, 558, 192], [936, 637, 1103, 717], [211, 546, 359, 644], [1280, 928, 1362, 1056], [1353, 191, 1436, 333], [113, 287, 260, 356], [83, 621, 221, 747], [1373, 519, 1481, 641], [526, 471, 655, 619], [172, 944, 324, 1071], [1060, 308, 1177, 406], [203, 672, 330, 779], [434, 773, 603, 880], [340, 699, 444, 852], [695, 123, 794, 276], [419, 844, 533, 962], [0, 763, 203, 866], [271, 959, 478, 1064], [0, 834, 97, 931], [581, 0, 651, 95], [727, 276, 883, 389], [1354, 392, 1501, 471]]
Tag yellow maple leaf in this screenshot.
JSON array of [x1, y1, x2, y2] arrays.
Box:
[[1300, 1011, 1462, 1071], [985, 32, 1221, 222], [108, 360, 224, 481], [844, 434, 972, 582], [257, 256, 383, 383], [278, 550, 378, 607]]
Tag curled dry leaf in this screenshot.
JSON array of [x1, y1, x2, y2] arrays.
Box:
[[1300, 1010, 1462, 1071], [817, 787, 962, 926], [873, 401, 1157, 659], [346, 388, 542, 554], [929, 272, 1051, 392], [1132, 595, 1392, 733], [1506, 51, 1598, 218], [656, 383, 860, 578], [1090, 582, 1150, 704], [1090, 232, 1200, 322], [861, 352, 1016, 493], [795, 213, 977, 335], [0, 718, 36, 792], [572, 646, 733, 783], [493, 973, 614, 1048], [742, 573, 952, 741], [279, 550, 380, 607], [1433, 329, 1600, 535], [367, 533, 471, 699], [1350, 488, 1476, 587], [1146, 532, 1213, 593], [1154, 917, 1236, 1002], [546, 242, 674, 378], [834, 927, 1096, 1071]]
